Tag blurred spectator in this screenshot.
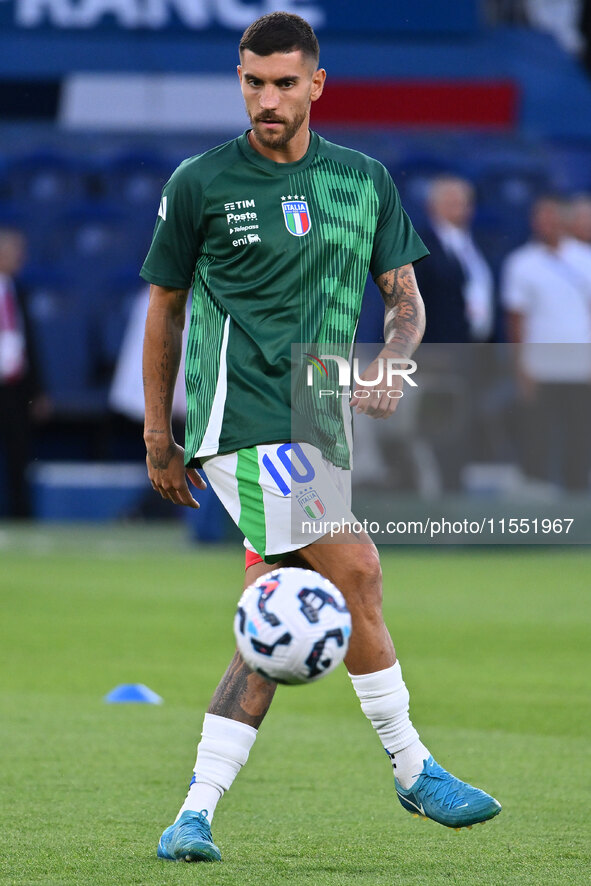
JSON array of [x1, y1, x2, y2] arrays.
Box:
[[0, 227, 49, 518], [414, 176, 495, 343], [502, 195, 591, 489], [566, 193, 591, 245], [356, 177, 496, 494]]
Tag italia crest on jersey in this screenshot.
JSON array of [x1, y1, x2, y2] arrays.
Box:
[[282, 199, 311, 237]]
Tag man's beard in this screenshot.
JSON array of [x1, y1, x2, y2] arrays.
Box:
[[249, 108, 308, 150]]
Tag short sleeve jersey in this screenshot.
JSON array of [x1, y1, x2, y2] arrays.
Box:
[[141, 130, 428, 468]]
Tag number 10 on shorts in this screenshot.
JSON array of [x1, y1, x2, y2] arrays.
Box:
[[262, 443, 316, 496]]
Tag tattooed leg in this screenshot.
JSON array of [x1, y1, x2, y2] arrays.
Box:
[[207, 651, 277, 728], [165, 652, 274, 828], [206, 551, 311, 726]]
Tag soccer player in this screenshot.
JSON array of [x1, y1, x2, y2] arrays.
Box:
[[141, 12, 501, 862]]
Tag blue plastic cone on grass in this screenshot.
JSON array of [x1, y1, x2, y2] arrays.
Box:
[[104, 683, 163, 704]]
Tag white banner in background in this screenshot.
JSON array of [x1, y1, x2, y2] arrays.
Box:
[[60, 74, 249, 130]]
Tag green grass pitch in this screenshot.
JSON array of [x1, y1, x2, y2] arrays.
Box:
[[0, 524, 589, 885]]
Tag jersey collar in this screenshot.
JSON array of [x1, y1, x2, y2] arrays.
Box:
[[238, 129, 319, 173]]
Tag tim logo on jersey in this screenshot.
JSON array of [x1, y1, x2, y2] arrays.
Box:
[[282, 198, 311, 237]]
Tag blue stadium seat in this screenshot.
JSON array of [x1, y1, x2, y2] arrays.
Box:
[[545, 140, 591, 192], [5, 150, 89, 205], [475, 161, 553, 211], [472, 205, 528, 272], [89, 268, 144, 370], [92, 150, 173, 206], [44, 202, 137, 272], [0, 201, 28, 229], [27, 285, 92, 404]]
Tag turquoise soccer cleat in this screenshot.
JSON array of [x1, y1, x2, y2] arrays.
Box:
[[157, 809, 221, 862], [394, 756, 502, 830]]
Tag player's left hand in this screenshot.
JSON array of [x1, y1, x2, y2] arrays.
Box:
[[349, 357, 404, 419]]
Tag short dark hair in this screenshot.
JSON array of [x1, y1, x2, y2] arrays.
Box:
[[239, 12, 319, 65]]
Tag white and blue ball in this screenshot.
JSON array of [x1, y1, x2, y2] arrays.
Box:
[[234, 567, 352, 685]]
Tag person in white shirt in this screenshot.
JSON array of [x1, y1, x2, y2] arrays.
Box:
[[502, 195, 591, 489]]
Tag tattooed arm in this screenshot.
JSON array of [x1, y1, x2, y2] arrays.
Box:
[[378, 263, 425, 357], [143, 283, 205, 507], [350, 263, 425, 418]]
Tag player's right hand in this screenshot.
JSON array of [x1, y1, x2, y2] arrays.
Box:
[[145, 440, 207, 508]]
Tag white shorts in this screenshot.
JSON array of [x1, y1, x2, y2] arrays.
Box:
[[201, 442, 355, 561]]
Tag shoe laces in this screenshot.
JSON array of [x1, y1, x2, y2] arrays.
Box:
[[179, 809, 211, 835], [418, 762, 473, 809]]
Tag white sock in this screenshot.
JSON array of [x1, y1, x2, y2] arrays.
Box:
[[175, 713, 258, 823], [349, 662, 430, 790]]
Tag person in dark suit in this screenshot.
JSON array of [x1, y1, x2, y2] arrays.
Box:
[[412, 177, 496, 486], [0, 227, 49, 517], [414, 176, 493, 343]]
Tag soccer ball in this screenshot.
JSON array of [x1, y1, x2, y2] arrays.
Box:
[[234, 567, 352, 685]]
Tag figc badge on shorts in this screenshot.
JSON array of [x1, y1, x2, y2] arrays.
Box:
[[295, 486, 326, 518], [282, 198, 311, 237]]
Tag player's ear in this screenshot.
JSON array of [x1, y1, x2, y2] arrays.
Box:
[[237, 64, 243, 85], [311, 68, 326, 103]]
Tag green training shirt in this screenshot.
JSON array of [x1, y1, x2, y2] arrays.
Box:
[[140, 130, 428, 469]]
